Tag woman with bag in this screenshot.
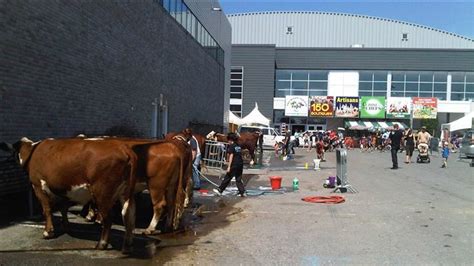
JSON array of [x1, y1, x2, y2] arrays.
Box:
[[404, 128, 415, 163]]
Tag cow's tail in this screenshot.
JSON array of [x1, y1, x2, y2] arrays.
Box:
[[125, 148, 138, 202], [171, 155, 186, 230]]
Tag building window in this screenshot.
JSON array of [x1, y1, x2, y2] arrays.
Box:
[[230, 66, 244, 117], [275, 70, 328, 97], [388, 71, 448, 100], [158, 0, 224, 66], [451, 72, 474, 101], [358, 71, 388, 96]]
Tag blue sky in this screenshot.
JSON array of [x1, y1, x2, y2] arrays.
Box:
[[220, 0, 474, 39]]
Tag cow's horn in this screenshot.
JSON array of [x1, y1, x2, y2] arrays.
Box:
[[21, 137, 33, 143]]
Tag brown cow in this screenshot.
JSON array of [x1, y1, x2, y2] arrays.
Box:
[[206, 131, 259, 165], [0, 137, 138, 253], [164, 129, 194, 210], [83, 137, 192, 234]]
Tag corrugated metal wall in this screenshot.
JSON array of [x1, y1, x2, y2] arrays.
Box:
[[276, 48, 474, 71], [231, 45, 276, 119], [228, 12, 474, 49]]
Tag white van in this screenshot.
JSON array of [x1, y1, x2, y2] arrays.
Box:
[[238, 125, 285, 147]]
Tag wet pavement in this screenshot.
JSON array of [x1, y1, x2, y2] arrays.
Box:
[[0, 148, 473, 265]]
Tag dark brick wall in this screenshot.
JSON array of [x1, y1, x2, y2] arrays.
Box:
[[1, 0, 225, 144]]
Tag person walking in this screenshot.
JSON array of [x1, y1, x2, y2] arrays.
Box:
[[416, 126, 431, 157], [389, 124, 403, 169], [189, 133, 202, 190], [441, 141, 450, 168], [404, 128, 415, 163], [213, 133, 246, 197]]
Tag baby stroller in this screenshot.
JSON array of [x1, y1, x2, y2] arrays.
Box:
[[417, 143, 430, 163]]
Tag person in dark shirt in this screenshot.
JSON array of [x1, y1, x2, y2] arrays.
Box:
[[389, 124, 403, 169], [213, 132, 246, 197]]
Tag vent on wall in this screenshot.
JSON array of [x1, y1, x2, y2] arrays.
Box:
[[402, 33, 408, 41], [286, 26, 293, 35]]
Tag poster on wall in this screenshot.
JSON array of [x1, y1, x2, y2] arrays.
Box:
[[285, 95, 309, 117], [334, 97, 360, 118], [386, 97, 411, 119], [412, 97, 438, 119], [360, 96, 386, 118], [309, 96, 334, 117]]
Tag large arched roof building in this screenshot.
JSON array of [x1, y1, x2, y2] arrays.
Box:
[[228, 11, 474, 49], [227, 11, 474, 132]]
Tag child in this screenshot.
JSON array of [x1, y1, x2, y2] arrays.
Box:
[[274, 141, 282, 157], [441, 141, 449, 168], [213, 132, 246, 197]]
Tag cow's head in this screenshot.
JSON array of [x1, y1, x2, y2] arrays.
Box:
[[0, 137, 37, 167], [206, 131, 216, 140], [182, 128, 193, 142]]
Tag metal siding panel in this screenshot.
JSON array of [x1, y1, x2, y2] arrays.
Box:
[[232, 46, 276, 120], [228, 12, 474, 49], [275, 49, 474, 71]]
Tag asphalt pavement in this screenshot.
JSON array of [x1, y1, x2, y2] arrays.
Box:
[[0, 147, 472, 265]]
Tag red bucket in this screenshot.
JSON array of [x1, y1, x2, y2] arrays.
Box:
[[269, 176, 282, 190]]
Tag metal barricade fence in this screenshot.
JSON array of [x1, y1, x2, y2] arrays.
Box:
[[333, 148, 357, 193], [202, 140, 228, 170]]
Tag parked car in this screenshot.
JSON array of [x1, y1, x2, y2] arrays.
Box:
[[459, 129, 474, 158], [238, 125, 285, 147]]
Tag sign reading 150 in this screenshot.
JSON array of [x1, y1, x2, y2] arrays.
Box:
[[311, 103, 330, 112]]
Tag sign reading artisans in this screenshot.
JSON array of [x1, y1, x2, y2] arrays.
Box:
[[309, 96, 334, 117], [335, 97, 360, 118], [360, 96, 386, 118]]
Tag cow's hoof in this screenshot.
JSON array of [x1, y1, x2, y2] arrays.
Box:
[[95, 240, 108, 250], [143, 229, 154, 235], [61, 222, 70, 232], [122, 243, 133, 255], [43, 230, 54, 239]]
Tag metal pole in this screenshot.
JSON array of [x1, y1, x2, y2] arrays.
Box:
[[152, 98, 158, 138]]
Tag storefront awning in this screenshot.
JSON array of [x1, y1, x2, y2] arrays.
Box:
[[345, 121, 408, 130]]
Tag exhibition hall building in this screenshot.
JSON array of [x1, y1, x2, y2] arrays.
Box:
[[227, 11, 474, 132]]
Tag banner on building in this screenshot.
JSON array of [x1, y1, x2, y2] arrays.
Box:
[[285, 95, 309, 117], [412, 97, 438, 119], [386, 97, 411, 119], [360, 96, 386, 118], [335, 97, 360, 118], [309, 96, 334, 117]]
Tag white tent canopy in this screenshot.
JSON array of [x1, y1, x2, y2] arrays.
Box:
[[240, 103, 270, 126], [442, 112, 474, 132], [228, 111, 243, 125]]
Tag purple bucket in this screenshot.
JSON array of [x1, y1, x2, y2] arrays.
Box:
[[328, 176, 336, 187]]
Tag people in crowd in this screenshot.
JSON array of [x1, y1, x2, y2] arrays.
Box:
[[213, 132, 246, 197], [294, 130, 301, 147], [189, 131, 201, 190], [417, 126, 431, 156], [404, 128, 415, 164], [389, 124, 403, 169], [441, 140, 450, 168], [302, 132, 309, 149]]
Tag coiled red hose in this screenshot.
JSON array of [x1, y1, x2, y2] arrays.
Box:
[[301, 196, 345, 204]]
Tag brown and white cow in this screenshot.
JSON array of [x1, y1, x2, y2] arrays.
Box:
[[0, 137, 138, 253], [206, 131, 259, 164], [84, 134, 193, 234]]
